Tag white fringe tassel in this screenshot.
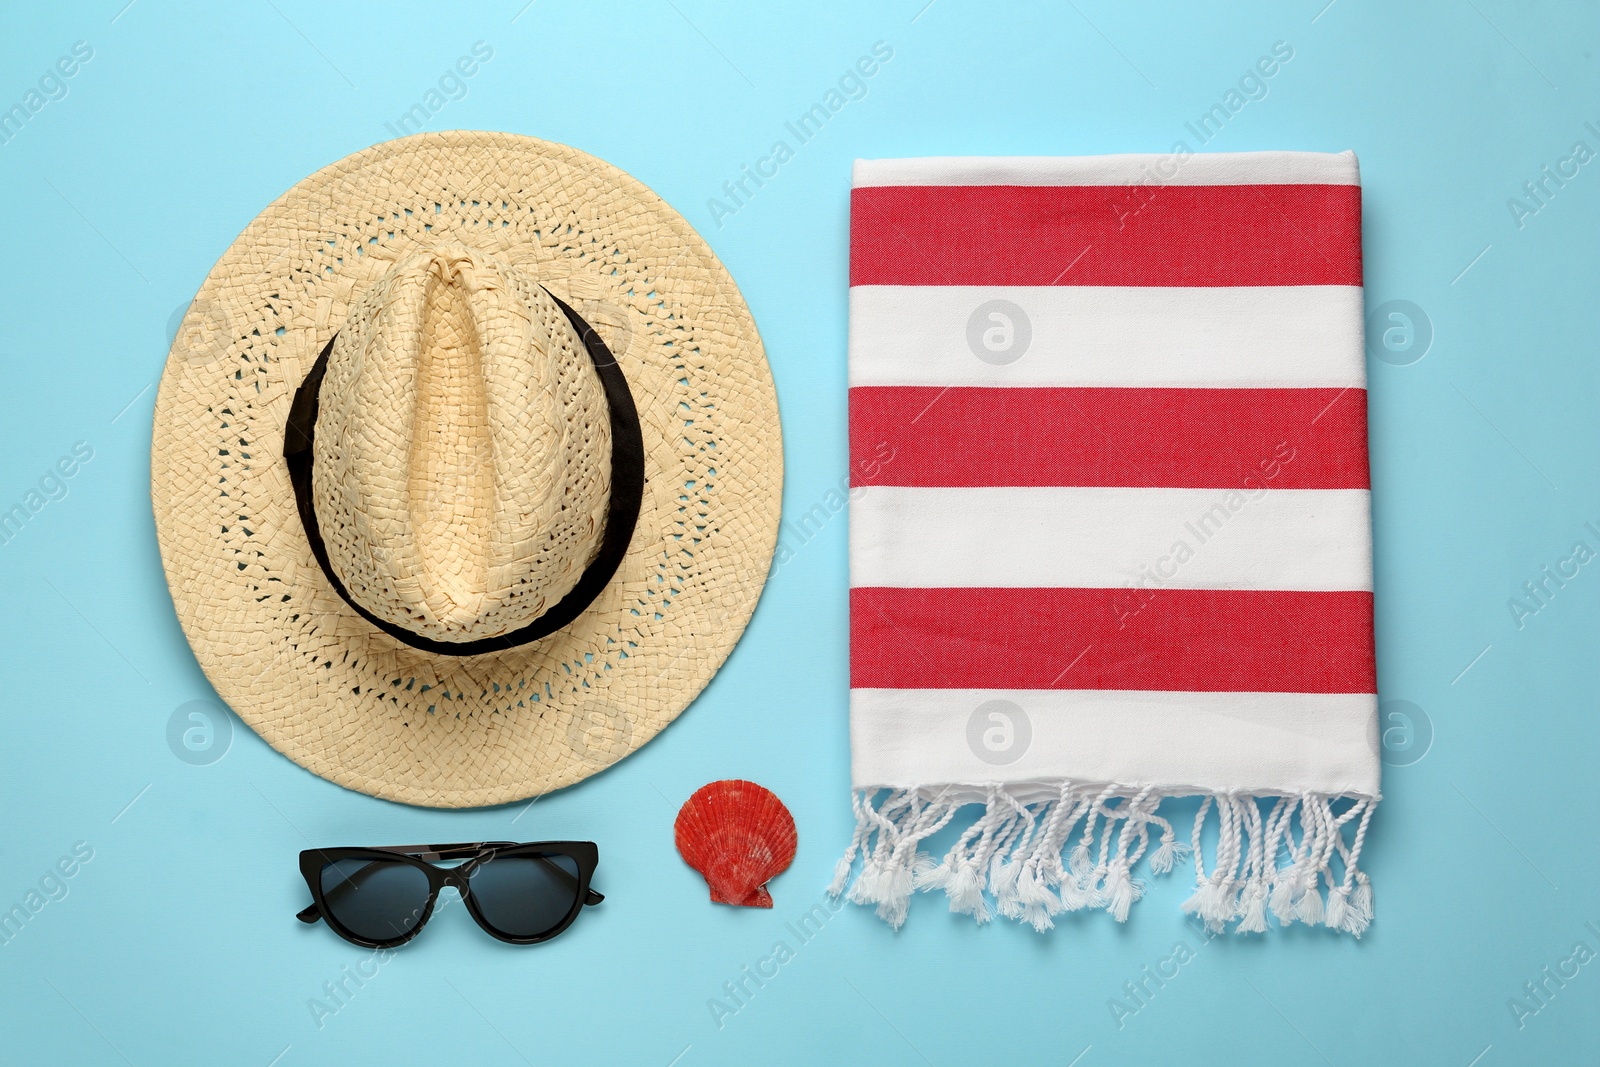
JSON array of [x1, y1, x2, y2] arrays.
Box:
[[830, 785, 1377, 936]]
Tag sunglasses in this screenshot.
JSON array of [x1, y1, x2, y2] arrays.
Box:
[[297, 841, 602, 948]]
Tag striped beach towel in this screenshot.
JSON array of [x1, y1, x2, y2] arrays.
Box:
[[831, 151, 1377, 936]]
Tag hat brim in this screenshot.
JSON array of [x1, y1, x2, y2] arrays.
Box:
[[151, 131, 782, 807]]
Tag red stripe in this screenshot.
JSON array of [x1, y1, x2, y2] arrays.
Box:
[[850, 183, 1362, 287], [850, 386, 1368, 490], [851, 587, 1375, 694]]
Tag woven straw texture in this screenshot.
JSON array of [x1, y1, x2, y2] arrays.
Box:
[[151, 132, 782, 808], [314, 247, 613, 643]]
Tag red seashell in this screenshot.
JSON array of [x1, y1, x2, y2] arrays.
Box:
[[675, 780, 797, 908]]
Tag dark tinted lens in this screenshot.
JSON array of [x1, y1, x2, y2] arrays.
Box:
[[467, 852, 581, 938], [319, 857, 432, 943]]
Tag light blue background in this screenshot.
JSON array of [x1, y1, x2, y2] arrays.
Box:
[[1, 1, 1596, 1064]]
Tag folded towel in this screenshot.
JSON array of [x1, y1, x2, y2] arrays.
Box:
[[833, 150, 1377, 936]]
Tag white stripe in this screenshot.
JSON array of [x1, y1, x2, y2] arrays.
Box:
[[849, 688, 1379, 796], [849, 286, 1365, 388], [849, 486, 1372, 592], [852, 150, 1359, 188]]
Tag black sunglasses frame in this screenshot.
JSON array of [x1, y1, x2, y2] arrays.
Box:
[[297, 841, 602, 948]]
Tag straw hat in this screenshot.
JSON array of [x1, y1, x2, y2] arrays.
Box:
[[152, 132, 782, 807]]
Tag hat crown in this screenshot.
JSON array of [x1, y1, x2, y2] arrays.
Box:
[[310, 246, 612, 644]]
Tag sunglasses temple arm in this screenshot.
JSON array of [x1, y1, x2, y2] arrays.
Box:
[[378, 842, 517, 861], [297, 902, 323, 924], [382, 846, 602, 902]]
